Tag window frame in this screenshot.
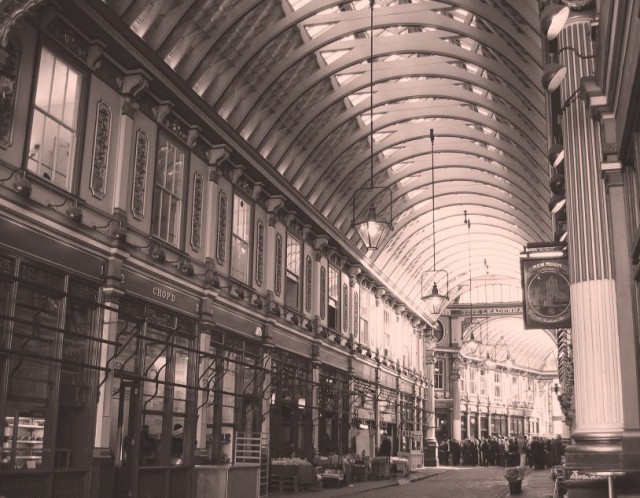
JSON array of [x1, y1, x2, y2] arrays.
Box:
[[284, 233, 302, 309], [434, 358, 445, 390], [230, 191, 252, 284], [327, 265, 340, 330], [26, 44, 87, 192], [151, 134, 188, 247]]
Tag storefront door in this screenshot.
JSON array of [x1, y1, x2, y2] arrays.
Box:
[[113, 380, 141, 498]]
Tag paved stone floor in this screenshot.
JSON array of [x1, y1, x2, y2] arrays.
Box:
[[270, 466, 556, 498]]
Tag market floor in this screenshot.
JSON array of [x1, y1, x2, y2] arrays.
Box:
[[269, 465, 556, 498]]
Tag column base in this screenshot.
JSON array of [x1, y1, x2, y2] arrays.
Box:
[[423, 440, 438, 467], [564, 430, 640, 497]]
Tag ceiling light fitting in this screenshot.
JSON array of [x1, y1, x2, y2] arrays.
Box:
[[421, 129, 449, 320], [351, 0, 393, 251]]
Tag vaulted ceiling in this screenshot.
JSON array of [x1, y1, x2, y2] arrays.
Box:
[[98, 0, 556, 372]]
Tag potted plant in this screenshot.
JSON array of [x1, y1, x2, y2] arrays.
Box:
[[504, 465, 526, 494]]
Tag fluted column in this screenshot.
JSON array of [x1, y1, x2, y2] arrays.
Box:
[[451, 360, 462, 441], [424, 353, 438, 466], [558, 13, 624, 470]]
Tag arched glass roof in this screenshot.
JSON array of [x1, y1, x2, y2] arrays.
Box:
[[101, 0, 556, 371]]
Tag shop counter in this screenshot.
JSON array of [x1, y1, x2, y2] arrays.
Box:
[[195, 464, 259, 498], [397, 450, 423, 471]]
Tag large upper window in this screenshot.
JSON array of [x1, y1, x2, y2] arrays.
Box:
[[494, 371, 502, 398], [27, 47, 82, 191], [434, 358, 444, 389], [327, 266, 340, 330], [359, 289, 370, 345], [285, 235, 301, 309], [230, 193, 251, 283], [152, 136, 185, 245]]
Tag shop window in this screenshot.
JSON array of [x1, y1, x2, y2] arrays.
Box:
[[327, 265, 339, 330], [1, 263, 100, 473], [27, 47, 83, 191], [199, 332, 261, 465], [140, 329, 194, 466], [151, 135, 186, 246], [230, 193, 251, 283], [285, 235, 301, 309]]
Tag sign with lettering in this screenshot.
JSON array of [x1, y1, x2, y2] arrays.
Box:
[[121, 269, 200, 317], [521, 256, 571, 329]]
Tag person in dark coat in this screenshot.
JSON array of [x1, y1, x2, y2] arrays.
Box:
[[450, 439, 461, 466], [379, 433, 391, 457]]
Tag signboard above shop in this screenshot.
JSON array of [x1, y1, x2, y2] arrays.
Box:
[[520, 243, 571, 329]]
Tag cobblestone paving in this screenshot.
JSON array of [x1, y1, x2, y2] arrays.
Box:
[[327, 467, 509, 498]]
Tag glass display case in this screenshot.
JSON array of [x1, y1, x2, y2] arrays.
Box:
[[2, 415, 45, 469]]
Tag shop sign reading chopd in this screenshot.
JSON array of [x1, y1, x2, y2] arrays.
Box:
[[521, 256, 571, 329]]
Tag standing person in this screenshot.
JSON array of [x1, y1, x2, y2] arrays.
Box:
[[379, 432, 391, 457], [518, 435, 527, 467], [450, 439, 461, 466], [480, 438, 491, 467], [551, 434, 564, 466], [438, 438, 449, 466]]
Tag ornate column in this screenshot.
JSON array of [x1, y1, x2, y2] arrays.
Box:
[[451, 357, 463, 441], [557, 12, 625, 472], [487, 408, 492, 438], [424, 350, 438, 465], [311, 346, 321, 453]]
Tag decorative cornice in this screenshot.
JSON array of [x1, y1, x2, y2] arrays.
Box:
[[0, 0, 45, 48]]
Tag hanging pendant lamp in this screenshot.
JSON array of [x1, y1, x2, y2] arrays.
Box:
[[351, 0, 393, 251], [421, 129, 449, 320]]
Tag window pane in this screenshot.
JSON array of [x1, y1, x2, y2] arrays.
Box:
[[34, 49, 54, 111], [152, 137, 185, 245], [286, 236, 301, 277], [29, 48, 81, 192]]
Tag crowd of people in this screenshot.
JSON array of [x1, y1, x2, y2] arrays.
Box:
[[438, 434, 565, 469]]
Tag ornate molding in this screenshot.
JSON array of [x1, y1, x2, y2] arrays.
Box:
[[216, 191, 228, 265], [191, 172, 203, 252], [0, 0, 45, 48], [89, 100, 111, 199], [255, 220, 264, 286], [130, 130, 148, 220], [275, 233, 282, 296], [305, 255, 312, 313], [320, 266, 326, 320], [0, 40, 19, 149]]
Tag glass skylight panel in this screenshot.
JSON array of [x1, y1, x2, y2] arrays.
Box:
[[305, 23, 335, 39], [348, 91, 370, 107], [335, 72, 360, 86], [287, 0, 313, 11], [459, 39, 474, 52], [382, 147, 401, 158], [320, 49, 351, 65], [453, 8, 469, 23]]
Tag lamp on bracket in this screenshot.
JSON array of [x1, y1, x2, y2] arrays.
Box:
[[540, 3, 570, 40], [420, 129, 449, 321], [351, 0, 393, 251], [542, 47, 595, 93]]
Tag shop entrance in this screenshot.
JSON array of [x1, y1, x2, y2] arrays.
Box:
[[113, 379, 142, 498]]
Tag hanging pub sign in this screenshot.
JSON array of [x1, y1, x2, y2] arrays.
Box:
[[520, 251, 571, 329]]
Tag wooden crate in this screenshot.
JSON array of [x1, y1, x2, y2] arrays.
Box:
[[269, 474, 300, 493]]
